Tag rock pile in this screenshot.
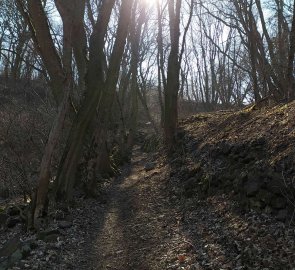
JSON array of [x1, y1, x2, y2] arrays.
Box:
[[170, 110, 295, 222]]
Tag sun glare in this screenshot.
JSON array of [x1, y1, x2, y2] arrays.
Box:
[[142, 0, 162, 7]]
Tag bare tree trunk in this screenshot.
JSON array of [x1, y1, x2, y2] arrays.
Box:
[[54, 0, 115, 200], [55, 0, 87, 101], [55, 0, 74, 79], [164, 0, 182, 148], [17, 0, 68, 229], [157, 2, 166, 126], [17, 0, 65, 104], [248, 15, 261, 102], [32, 86, 70, 229], [126, 5, 146, 151], [287, 0, 295, 100], [55, 0, 134, 201], [11, 31, 28, 79], [72, 1, 87, 94]]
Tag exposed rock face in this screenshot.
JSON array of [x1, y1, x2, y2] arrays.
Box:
[[176, 144, 293, 221]]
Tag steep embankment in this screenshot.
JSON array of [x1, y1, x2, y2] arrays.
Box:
[[171, 102, 295, 222]]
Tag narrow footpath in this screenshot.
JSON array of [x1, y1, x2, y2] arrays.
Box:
[[79, 146, 185, 270], [57, 145, 295, 270]]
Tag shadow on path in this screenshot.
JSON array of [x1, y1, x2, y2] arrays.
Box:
[[64, 140, 295, 270], [80, 146, 183, 270]]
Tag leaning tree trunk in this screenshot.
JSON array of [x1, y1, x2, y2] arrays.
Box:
[[55, 0, 134, 201], [54, 0, 116, 200], [31, 88, 70, 229], [17, 0, 65, 104], [84, 118, 112, 197], [17, 0, 68, 229]]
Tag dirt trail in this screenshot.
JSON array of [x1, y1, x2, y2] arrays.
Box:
[[82, 146, 185, 270], [60, 145, 295, 270]]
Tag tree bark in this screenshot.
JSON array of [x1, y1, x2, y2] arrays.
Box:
[[287, 0, 295, 100], [32, 86, 70, 228], [126, 5, 146, 151], [55, 0, 134, 201], [17, 0, 68, 229], [18, 0, 65, 104], [164, 0, 182, 148]]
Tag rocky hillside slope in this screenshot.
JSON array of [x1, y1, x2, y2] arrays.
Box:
[[170, 101, 295, 222]]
